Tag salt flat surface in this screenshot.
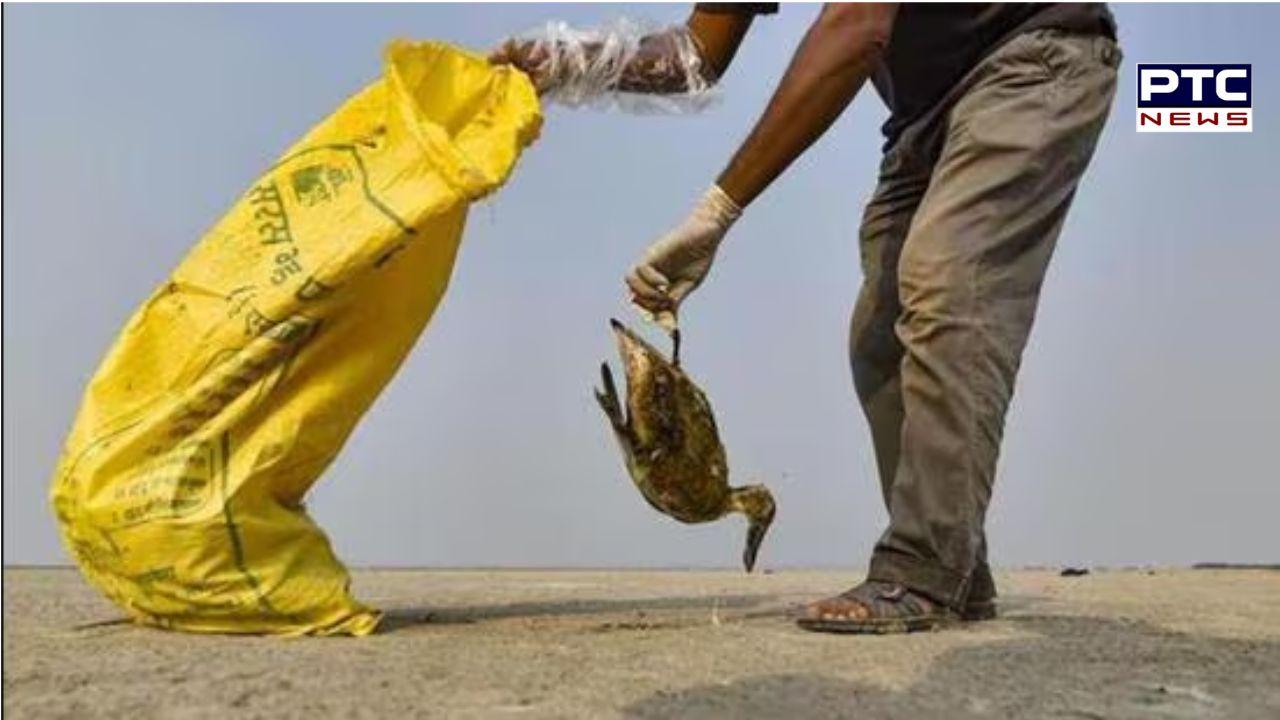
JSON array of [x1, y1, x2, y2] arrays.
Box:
[[4, 567, 1279, 718]]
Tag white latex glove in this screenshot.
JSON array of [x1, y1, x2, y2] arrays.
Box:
[[626, 185, 742, 331]]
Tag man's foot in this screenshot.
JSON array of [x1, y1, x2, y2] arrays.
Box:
[[796, 580, 955, 634]]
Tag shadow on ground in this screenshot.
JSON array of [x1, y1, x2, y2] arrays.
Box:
[[379, 593, 779, 631], [376, 587, 1046, 633], [620, 615, 1280, 720]]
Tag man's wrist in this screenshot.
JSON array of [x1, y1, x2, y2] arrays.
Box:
[[697, 184, 743, 231]]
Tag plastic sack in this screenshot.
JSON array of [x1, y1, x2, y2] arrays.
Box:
[[513, 17, 718, 114], [49, 41, 541, 636]]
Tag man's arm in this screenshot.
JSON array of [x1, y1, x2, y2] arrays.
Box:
[[685, 5, 761, 82], [627, 4, 898, 323], [717, 3, 897, 206]]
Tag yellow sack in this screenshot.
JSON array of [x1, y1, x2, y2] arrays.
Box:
[[49, 42, 541, 635]]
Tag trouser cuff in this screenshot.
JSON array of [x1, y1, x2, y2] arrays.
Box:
[[968, 562, 997, 603], [868, 551, 971, 610]]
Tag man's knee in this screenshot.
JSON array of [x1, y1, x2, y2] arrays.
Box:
[[850, 283, 902, 370], [896, 234, 977, 346]]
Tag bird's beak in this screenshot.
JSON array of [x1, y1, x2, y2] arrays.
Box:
[[610, 317, 669, 367], [608, 317, 632, 337], [742, 517, 772, 573], [609, 317, 634, 350]]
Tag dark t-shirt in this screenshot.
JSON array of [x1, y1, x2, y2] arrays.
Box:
[[874, 4, 1116, 142], [698, 3, 1116, 143]]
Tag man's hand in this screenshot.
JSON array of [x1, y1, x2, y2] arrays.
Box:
[[488, 39, 555, 93], [627, 4, 897, 330], [626, 186, 741, 330], [488, 6, 759, 98], [488, 27, 709, 97]]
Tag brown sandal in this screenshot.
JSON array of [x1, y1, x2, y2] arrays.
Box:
[[796, 581, 956, 634]]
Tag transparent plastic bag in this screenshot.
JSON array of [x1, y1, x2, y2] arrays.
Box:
[[507, 17, 720, 114]]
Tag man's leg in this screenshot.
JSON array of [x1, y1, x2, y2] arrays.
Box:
[[801, 31, 1118, 631], [850, 149, 1005, 622], [852, 145, 1001, 619], [850, 143, 928, 508], [868, 31, 1120, 608]]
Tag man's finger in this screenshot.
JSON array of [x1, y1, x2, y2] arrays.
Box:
[[625, 267, 672, 306], [627, 301, 677, 332], [626, 281, 671, 313], [635, 264, 671, 294], [667, 278, 699, 305], [490, 43, 557, 94], [488, 39, 518, 65]]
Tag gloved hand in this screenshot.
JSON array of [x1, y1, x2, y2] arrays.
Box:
[[626, 185, 742, 331], [489, 24, 709, 100], [488, 38, 555, 93]]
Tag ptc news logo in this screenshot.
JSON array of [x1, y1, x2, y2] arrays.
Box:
[[1137, 64, 1253, 132]]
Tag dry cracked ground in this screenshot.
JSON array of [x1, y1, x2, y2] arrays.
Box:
[[4, 567, 1279, 719]]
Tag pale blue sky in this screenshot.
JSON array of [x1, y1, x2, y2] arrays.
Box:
[[4, 4, 1278, 568]]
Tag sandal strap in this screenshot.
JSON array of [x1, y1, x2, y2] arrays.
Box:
[[830, 581, 938, 620]]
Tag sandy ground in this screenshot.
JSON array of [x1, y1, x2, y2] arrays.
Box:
[[4, 567, 1279, 719]]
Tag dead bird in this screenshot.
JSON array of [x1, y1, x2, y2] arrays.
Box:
[[594, 319, 776, 572]]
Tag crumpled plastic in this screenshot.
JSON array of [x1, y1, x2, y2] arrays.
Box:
[[49, 41, 541, 636], [512, 17, 719, 114]]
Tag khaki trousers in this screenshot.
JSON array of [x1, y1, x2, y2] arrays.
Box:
[[854, 30, 1120, 608]]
